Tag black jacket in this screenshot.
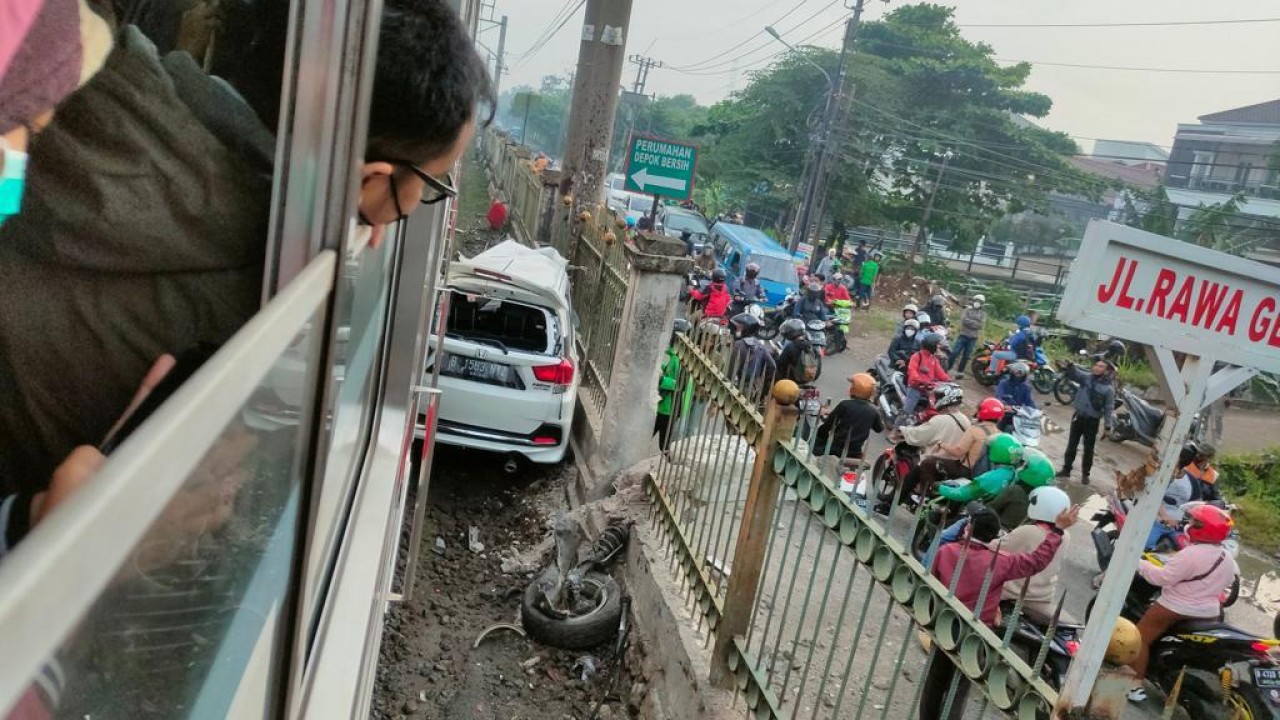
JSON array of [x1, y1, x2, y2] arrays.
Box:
[[888, 332, 920, 366], [815, 399, 883, 458]]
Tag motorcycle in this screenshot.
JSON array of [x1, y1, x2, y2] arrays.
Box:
[[1091, 496, 1240, 605], [972, 341, 1054, 392], [1110, 386, 1202, 447], [997, 600, 1081, 691], [827, 299, 852, 354], [869, 382, 964, 518], [870, 354, 908, 427], [1084, 555, 1271, 720], [805, 318, 829, 356], [1007, 405, 1043, 448], [757, 291, 799, 340]]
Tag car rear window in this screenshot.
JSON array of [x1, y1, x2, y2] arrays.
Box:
[[753, 255, 796, 285], [664, 212, 708, 235], [446, 291, 556, 354]]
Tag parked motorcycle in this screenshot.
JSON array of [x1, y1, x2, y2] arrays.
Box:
[[1084, 558, 1272, 720], [1109, 386, 1202, 447], [827, 299, 852, 354]]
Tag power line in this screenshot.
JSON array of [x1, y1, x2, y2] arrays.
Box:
[[994, 57, 1280, 75], [517, 0, 586, 61], [957, 17, 1280, 28], [671, 0, 842, 73], [671, 14, 848, 77], [667, 0, 823, 71]]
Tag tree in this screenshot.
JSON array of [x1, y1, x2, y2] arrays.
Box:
[[987, 212, 1077, 251], [496, 75, 573, 157], [691, 4, 1102, 249], [1119, 185, 1176, 236], [609, 93, 709, 172], [1178, 192, 1273, 254]]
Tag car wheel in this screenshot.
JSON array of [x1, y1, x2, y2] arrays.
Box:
[[521, 568, 623, 650]]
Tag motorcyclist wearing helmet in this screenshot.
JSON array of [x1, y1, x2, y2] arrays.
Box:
[[815, 373, 883, 460], [986, 314, 1035, 373], [694, 245, 716, 274], [921, 501, 1077, 720], [985, 448, 1055, 530], [922, 434, 1025, 523], [1128, 504, 1239, 703], [1055, 358, 1116, 485], [888, 319, 920, 370], [735, 262, 767, 305], [947, 294, 986, 376], [896, 303, 919, 335], [1145, 460, 1196, 551], [793, 281, 830, 322], [890, 385, 970, 506], [998, 487, 1075, 617], [995, 362, 1036, 431], [775, 318, 816, 385], [940, 397, 1005, 471], [728, 312, 776, 400], [924, 292, 948, 328], [824, 273, 851, 304], [656, 319, 693, 448], [689, 267, 733, 319], [904, 334, 951, 416], [1183, 442, 1222, 503]]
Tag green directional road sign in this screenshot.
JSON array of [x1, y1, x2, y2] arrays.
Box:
[[623, 135, 698, 200]]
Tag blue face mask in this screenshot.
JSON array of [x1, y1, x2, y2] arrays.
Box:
[[0, 139, 30, 227]]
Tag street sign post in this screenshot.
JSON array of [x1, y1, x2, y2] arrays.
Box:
[[1055, 220, 1268, 717], [623, 135, 698, 201]]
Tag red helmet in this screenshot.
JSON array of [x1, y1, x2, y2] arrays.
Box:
[[977, 398, 1005, 422], [1185, 503, 1233, 544]]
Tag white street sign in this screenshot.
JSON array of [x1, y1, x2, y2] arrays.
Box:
[[629, 167, 687, 193]]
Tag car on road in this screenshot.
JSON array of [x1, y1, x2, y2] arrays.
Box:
[[423, 240, 578, 464], [655, 205, 710, 252], [605, 172, 652, 221]]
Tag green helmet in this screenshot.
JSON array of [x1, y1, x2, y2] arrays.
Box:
[[1017, 448, 1055, 487], [986, 434, 1024, 467]]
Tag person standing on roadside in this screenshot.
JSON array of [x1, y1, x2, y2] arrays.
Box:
[[858, 251, 881, 306], [947, 294, 986, 378], [1056, 358, 1116, 485]]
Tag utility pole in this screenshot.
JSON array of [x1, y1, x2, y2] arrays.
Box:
[[627, 54, 663, 94], [492, 15, 508, 98], [786, 0, 866, 257], [563, 0, 633, 213], [911, 153, 950, 263]]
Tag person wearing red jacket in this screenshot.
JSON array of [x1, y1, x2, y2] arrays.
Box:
[[824, 274, 851, 304], [904, 335, 950, 417], [921, 502, 1078, 720], [689, 267, 732, 319]]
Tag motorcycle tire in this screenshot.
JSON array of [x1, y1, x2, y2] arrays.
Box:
[[912, 513, 940, 558], [870, 455, 899, 509], [1053, 377, 1078, 406], [1180, 674, 1272, 720], [1225, 684, 1272, 720], [1223, 575, 1241, 608], [1031, 368, 1055, 395], [521, 568, 623, 650], [970, 355, 1000, 387]]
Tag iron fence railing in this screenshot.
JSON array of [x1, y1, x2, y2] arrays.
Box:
[[647, 323, 1069, 720]]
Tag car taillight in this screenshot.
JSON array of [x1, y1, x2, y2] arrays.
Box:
[[1065, 640, 1080, 657], [532, 436, 559, 446], [533, 359, 575, 385], [1252, 640, 1280, 657]]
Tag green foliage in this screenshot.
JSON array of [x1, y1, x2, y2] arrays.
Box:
[[980, 284, 1023, 323], [987, 212, 1078, 251], [693, 179, 735, 218], [1120, 185, 1176, 237], [1113, 355, 1157, 390], [1215, 451, 1280, 550], [610, 94, 710, 172], [690, 4, 1099, 251], [497, 76, 574, 157]]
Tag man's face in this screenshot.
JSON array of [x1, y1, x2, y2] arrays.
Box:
[[357, 116, 477, 249], [1092, 361, 1108, 376]]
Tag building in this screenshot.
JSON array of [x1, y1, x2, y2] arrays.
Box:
[[1090, 139, 1169, 167], [1165, 98, 1280, 199]]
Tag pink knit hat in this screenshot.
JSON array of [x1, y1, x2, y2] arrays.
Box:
[[0, 0, 112, 134]]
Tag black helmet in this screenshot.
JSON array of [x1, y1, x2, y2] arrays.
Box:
[[1106, 339, 1127, 359], [711, 267, 727, 283], [780, 318, 806, 341], [672, 318, 692, 334], [921, 335, 940, 353], [729, 312, 762, 338]]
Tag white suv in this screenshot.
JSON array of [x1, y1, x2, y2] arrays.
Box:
[[421, 240, 578, 464]]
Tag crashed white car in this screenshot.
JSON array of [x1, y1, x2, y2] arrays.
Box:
[[422, 240, 578, 464]]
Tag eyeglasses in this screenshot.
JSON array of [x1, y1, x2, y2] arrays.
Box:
[[388, 160, 457, 205]]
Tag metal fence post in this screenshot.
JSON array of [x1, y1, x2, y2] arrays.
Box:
[[710, 382, 800, 687], [1011, 256, 1021, 279], [967, 249, 975, 273]]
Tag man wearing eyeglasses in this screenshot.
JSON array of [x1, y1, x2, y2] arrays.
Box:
[[0, 0, 493, 539]]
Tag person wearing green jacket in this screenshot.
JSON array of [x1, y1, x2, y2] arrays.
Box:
[[655, 319, 692, 449]]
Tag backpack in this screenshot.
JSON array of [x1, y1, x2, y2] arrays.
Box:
[[968, 424, 1001, 477], [793, 345, 820, 384]]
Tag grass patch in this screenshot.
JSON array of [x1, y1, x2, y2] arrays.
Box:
[[1216, 451, 1280, 551], [1114, 355, 1157, 390], [861, 307, 901, 336]]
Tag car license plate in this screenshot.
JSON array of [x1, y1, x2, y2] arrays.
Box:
[[1253, 667, 1280, 690], [443, 353, 511, 385]]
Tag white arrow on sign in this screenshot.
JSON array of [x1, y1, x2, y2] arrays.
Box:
[[630, 167, 687, 193]]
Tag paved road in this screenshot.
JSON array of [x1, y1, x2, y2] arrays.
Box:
[[812, 318, 1279, 638]]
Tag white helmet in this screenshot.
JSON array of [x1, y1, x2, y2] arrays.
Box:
[[1027, 486, 1070, 524], [903, 303, 919, 316], [745, 304, 765, 320], [915, 312, 931, 326], [972, 294, 985, 304], [903, 318, 920, 331]]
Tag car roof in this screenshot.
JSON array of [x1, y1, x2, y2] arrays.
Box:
[[715, 223, 791, 259], [450, 239, 570, 307]]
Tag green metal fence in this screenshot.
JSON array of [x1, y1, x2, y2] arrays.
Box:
[[648, 324, 1066, 720]]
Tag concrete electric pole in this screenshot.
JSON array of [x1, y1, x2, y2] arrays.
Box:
[[492, 15, 508, 98], [628, 54, 663, 94], [778, 0, 867, 257], [563, 0, 633, 212]]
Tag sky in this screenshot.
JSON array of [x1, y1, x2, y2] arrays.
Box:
[[484, 0, 1280, 151]]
